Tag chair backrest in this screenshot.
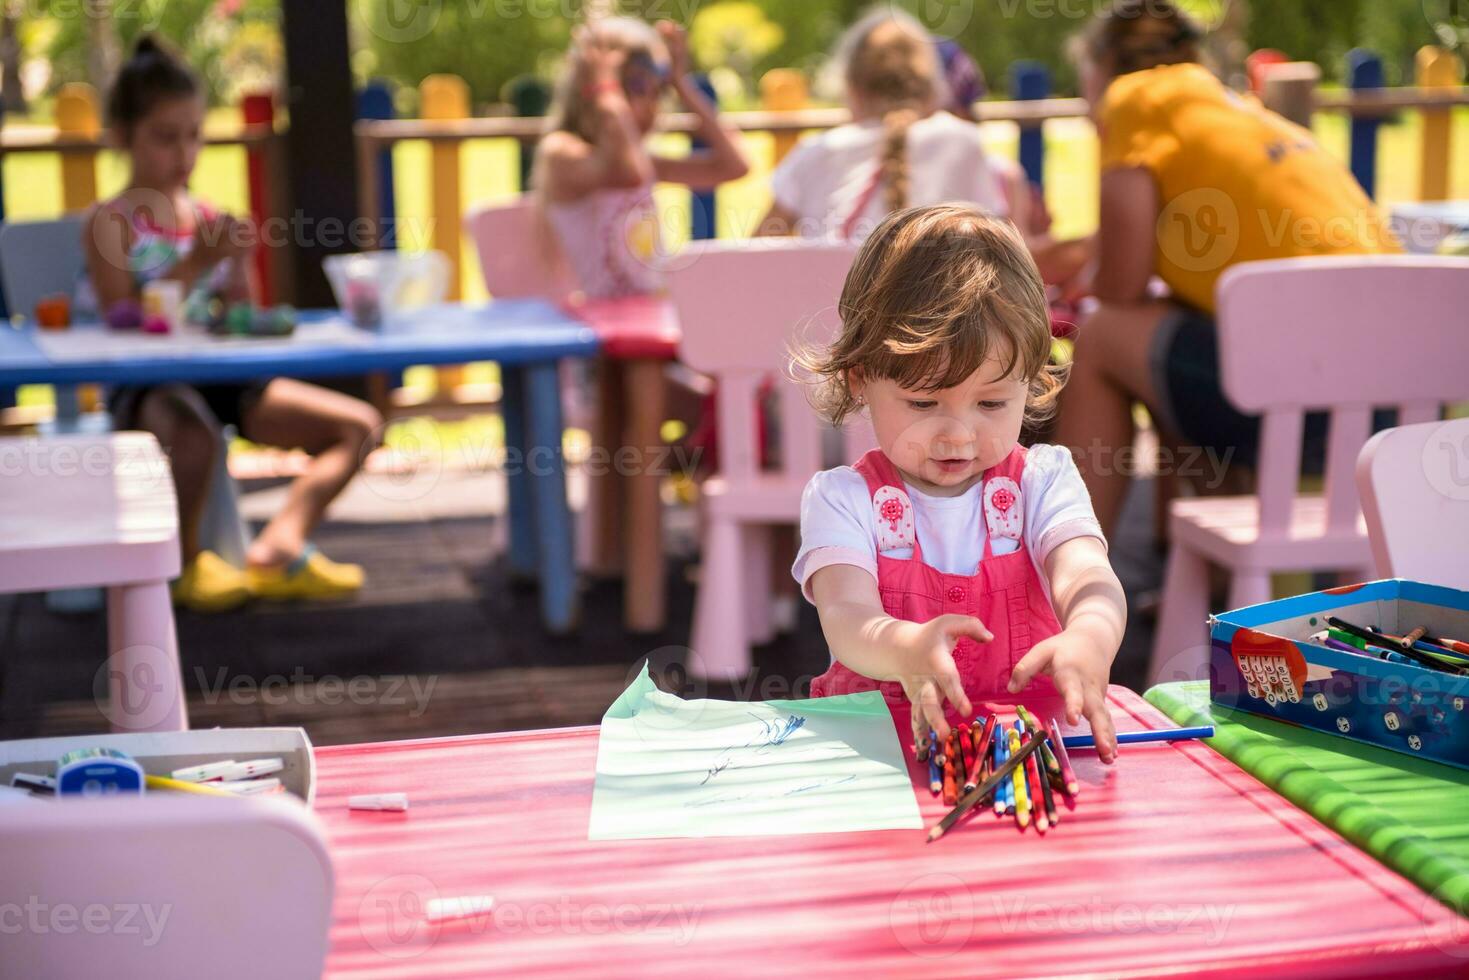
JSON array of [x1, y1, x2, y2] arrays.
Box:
[[463, 197, 575, 302], [1216, 255, 1469, 539], [669, 238, 870, 482], [0, 215, 88, 320], [0, 794, 334, 980], [1356, 417, 1469, 589]]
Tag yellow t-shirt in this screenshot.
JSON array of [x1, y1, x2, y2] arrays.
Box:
[[1099, 63, 1399, 313]]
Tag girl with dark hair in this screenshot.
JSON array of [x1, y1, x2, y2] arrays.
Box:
[[81, 35, 381, 611]]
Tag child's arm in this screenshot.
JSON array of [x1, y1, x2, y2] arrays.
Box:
[[83, 203, 139, 311], [85, 201, 257, 310], [165, 210, 256, 300], [809, 563, 988, 746], [649, 22, 749, 190], [1006, 536, 1125, 762], [539, 31, 655, 202], [1088, 166, 1157, 302], [755, 201, 799, 237]]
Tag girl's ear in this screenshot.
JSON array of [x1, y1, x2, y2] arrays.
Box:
[[847, 367, 867, 400]]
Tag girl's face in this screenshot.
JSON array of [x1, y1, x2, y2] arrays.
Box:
[[121, 94, 204, 190], [622, 56, 667, 134], [852, 354, 1028, 497]]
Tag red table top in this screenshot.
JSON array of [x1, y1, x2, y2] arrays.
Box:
[[567, 295, 680, 360], [312, 686, 1469, 978]]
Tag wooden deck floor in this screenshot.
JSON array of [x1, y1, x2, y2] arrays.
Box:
[[0, 468, 1163, 746]]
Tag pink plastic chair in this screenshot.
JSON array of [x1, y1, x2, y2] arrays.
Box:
[[463, 197, 576, 302], [1150, 255, 1469, 683], [0, 794, 333, 979], [464, 196, 601, 570], [0, 432, 187, 731], [670, 239, 866, 680], [1357, 417, 1469, 590]]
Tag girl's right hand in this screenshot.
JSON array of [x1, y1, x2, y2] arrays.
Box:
[[575, 25, 626, 88], [899, 614, 990, 747], [197, 212, 255, 264]]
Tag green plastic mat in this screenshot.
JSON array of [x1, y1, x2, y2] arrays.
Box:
[[1145, 681, 1469, 912]]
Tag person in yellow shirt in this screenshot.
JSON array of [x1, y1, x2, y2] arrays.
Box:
[[1049, 0, 1399, 534]]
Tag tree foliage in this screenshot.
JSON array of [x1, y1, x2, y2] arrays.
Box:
[[18, 0, 1456, 109]]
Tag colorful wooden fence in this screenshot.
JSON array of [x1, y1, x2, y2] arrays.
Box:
[[2, 49, 1466, 315]]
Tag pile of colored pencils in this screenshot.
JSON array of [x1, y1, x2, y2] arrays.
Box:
[[916, 706, 1080, 843]]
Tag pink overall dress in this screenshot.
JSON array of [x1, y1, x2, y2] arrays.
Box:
[[809, 447, 1063, 735]]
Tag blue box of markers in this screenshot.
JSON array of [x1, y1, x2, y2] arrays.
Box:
[[1209, 579, 1469, 771]]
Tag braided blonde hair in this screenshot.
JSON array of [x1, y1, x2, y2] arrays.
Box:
[[839, 10, 944, 215]]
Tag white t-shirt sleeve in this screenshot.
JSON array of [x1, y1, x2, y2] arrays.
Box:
[[770, 136, 819, 217], [961, 126, 1009, 218], [791, 466, 878, 601], [1021, 444, 1107, 566]]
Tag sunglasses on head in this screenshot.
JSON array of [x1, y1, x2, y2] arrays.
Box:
[[621, 52, 670, 97]]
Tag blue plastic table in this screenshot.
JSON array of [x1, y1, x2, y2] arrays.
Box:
[[0, 301, 600, 632]]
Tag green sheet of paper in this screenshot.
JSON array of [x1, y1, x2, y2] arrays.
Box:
[[588, 665, 923, 840]]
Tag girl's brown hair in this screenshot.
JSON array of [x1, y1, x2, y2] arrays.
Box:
[[797, 204, 1064, 427], [839, 9, 944, 215], [1073, 0, 1204, 80]]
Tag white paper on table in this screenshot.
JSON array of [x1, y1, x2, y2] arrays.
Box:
[[32, 321, 374, 362], [587, 664, 922, 840]]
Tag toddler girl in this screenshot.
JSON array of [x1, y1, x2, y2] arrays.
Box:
[[794, 204, 1124, 761]]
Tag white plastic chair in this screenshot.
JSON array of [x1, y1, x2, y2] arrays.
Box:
[[1150, 255, 1469, 684], [669, 239, 867, 680], [1357, 417, 1469, 590], [0, 432, 187, 730], [0, 794, 333, 979]]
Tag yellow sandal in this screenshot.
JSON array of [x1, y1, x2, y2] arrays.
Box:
[[172, 550, 253, 613], [247, 544, 364, 602]]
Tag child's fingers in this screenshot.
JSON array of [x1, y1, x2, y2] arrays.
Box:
[[910, 708, 928, 755], [910, 680, 950, 742], [1062, 676, 1085, 727], [940, 614, 993, 645], [935, 667, 971, 720], [1083, 694, 1119, 764], [1007, 640, 1055, 694]]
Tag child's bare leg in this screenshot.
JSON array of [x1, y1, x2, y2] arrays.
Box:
[[133, 385, 223, 562], [1053, 301, 1171, 537], [238, 378, 383, 567]]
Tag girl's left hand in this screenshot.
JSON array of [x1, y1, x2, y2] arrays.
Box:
[[657, 20, 690, 79], [1006, 628, 1119, 763]]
